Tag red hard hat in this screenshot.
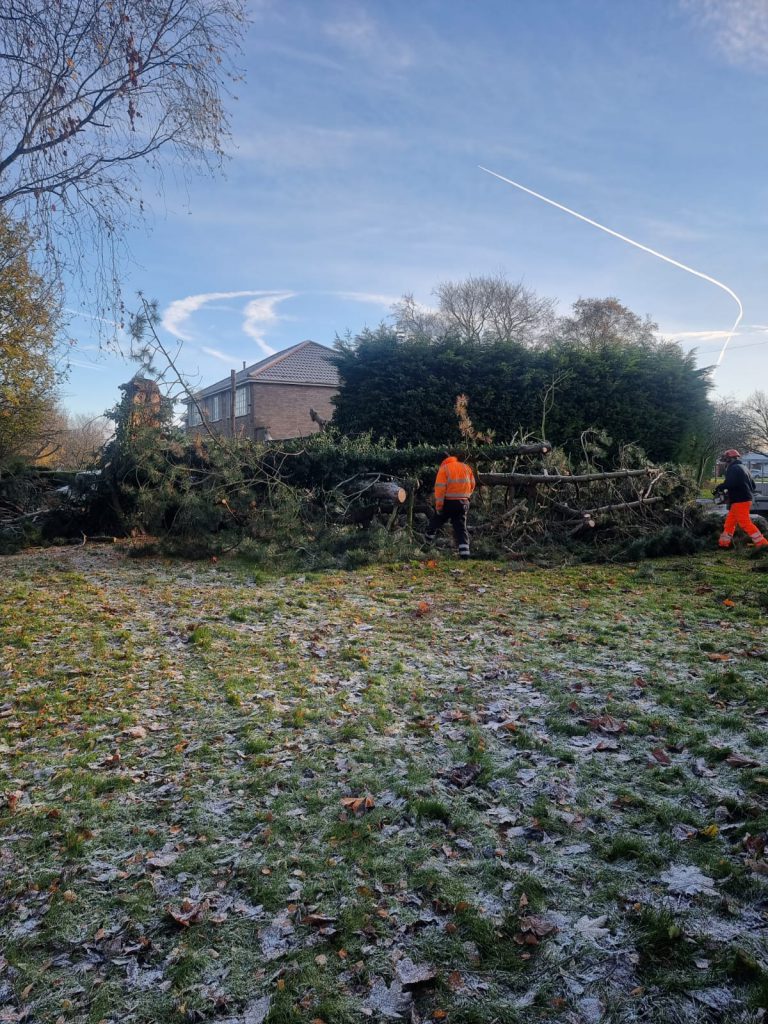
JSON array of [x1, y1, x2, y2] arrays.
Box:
[[722, 449, 741, 459]]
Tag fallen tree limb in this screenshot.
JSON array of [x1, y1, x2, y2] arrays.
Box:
[[553, 496, 663, 517], [581, 496, 663, 515], [477, 468, 653, 486]]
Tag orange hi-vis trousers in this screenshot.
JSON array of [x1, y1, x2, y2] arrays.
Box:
[[719, 501, 768, 548]]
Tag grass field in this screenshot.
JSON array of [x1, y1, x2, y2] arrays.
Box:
[[1, 544, 767, 1024]]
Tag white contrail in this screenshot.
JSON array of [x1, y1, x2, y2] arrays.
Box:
[[479, 165, 742, 367]]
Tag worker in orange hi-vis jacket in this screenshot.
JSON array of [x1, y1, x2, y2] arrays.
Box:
[[425, 452, 476, 558], [714, 449, 768, 550]]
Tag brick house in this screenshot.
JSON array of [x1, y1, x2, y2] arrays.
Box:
[[185, 340, 339, 441]]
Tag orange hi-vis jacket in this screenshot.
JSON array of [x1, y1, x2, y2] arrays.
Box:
[[434, 457, 476, 511]]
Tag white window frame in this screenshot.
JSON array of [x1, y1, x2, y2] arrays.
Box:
[[188, 403, 201, 426], [209, 394, 221, 421], [235, 385, 249, 417]]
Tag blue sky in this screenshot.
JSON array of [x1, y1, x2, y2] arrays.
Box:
[[63, 0, 768, 418]]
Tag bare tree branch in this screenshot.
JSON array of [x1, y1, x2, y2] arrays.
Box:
[[0, 0, 247, 327]]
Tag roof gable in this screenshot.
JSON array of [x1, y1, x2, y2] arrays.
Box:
[[193, 341, 339, 399]]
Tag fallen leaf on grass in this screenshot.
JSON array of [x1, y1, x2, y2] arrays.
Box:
[[692, 758, 716, 778], [446, 970, 464, 992], [672, 823, 698, 841], [726, 752, 761, 768], [487, 805, 517, 825], [146, 852, 179, 869], [166, 899, 210, 927], [363, 978, 411, 1019], [5, 791, 24, 813], [577, 996, 605, 1023], [585, 715, 626, 734], [687, 987, 736, 1012], [573, 914, 610, 942], [744, 834, 767, 857], [593, 739, 620, 752], [394, 957, 437, 990], [513, 915, 558, 945], [238, 994, 271, 1024], [650, 747, 671, 765], [300, 913, 337, 928], [660, 864, 717, 896], [122, 726, 147, 740], [340, 795, 375, 815], [446, 763, 481, 789]]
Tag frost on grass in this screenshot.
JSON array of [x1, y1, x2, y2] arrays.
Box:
[[1, 546, 767, 1023]]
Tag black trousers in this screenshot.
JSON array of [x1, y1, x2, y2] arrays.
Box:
[[427, 499, 470, 553]]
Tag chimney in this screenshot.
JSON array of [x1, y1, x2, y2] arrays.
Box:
[[242, 361, 246, 370]]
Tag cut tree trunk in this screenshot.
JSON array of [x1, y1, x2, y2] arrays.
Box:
[[366, 482, 407, 504]]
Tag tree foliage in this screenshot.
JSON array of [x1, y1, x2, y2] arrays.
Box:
[[0, 0, 247, 319], [551, 297, 660, 349], [0, 212, 62, 466]]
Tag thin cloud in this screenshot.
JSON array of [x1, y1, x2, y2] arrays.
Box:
[[162, 290, 283, 342], [67, 360, 109, 371], [323, 9, 414, 69], [666, 328, 738, 339], [228, 123, 396, 170], [242, 293, 296, 354], [65, 308, 123, 329], [247, 41, 348, 75], [201, 347, 241, 364], [682, 0, 768, 67], [335, 291, 399, 307]]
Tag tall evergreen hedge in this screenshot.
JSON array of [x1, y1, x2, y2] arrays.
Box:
[[331, 328, 711, 463]]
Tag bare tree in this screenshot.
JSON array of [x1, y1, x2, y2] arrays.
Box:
[[389, 293, 444, 340], [0, 0, 247, 323], [436, 274, 555, 344], [391, 273, 555, 345], [29, 404, 113, 468], [691, 396, 755, 484], [744, 390, 768, 452]]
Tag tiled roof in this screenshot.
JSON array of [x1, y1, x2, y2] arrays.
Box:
[[193, 341, 339, 399]]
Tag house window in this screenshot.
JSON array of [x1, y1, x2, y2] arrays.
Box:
[[210, 394, 221, 421], [235, 385, 249, 417], [188, 404, 201, 426]]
